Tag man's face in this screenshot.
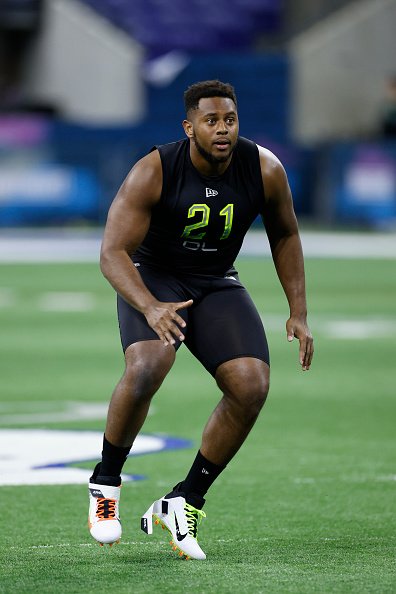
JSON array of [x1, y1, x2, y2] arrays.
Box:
[[184, 97, 239, 165]]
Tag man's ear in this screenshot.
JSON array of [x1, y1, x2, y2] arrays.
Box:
[[183, 119, 193, 138]]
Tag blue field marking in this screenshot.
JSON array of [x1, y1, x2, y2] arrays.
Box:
[[0, 429, 193, 486]]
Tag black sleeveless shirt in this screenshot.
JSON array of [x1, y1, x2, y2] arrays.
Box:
[[134, 136, 265, 276]]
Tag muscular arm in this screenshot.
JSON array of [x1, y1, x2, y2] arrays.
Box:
[[100, 150, 192, 345], [258, 146, 314, 370]]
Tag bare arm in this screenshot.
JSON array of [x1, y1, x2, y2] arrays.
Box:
[[100, 150, 192, 346], [259, 146, 314, 370]]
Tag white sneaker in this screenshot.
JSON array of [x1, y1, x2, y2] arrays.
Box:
[[141, 492, 206, 560], [88, 482, 122, 546]]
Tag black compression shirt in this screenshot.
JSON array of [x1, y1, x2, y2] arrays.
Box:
[[134, 136, 265, 276]]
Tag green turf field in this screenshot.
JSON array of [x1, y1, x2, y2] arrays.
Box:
[[0, 257, 395, 593]]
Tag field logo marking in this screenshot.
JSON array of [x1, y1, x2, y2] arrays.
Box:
[[0, 429, 191, 486]]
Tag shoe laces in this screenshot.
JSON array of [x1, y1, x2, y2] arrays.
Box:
[[96, 498, 117, 520], [184, 503, 206, 538]]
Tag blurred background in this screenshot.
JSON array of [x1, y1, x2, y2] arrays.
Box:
[[1, 0, 396, 233]]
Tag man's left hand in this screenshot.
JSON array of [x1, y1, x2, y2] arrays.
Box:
[[286, 317, 314, 371]]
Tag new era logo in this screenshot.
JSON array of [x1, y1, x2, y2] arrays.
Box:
[[206, 188, 218, 198], [89, 488, 104, 498]]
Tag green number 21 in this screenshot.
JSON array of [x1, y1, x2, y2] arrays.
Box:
[[181, 203, 234, 240]]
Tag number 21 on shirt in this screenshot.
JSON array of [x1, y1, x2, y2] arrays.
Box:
[[181, 203, 234, 240]]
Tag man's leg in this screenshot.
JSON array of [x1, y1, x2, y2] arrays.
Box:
[[140, 279, 269, 559], [202, 357, 269, 464], [178, 357, 269, 498], [107, 340, 175, 444], [177, 281, 270, 501], [141, 357, 269, 560], [89, 340, 175, 545], [92, 340, 176, 481]]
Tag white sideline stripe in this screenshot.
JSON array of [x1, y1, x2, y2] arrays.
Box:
[[0, 230, 396, 262], [10, 533, 395, 551], [38, 291, 94, 312], [242, 231, 396, 259], [324, 319, 396, 339], [9, 541, 149, 551], [0, 237, 101, 263]]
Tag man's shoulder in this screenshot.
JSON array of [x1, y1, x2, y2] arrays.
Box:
[[255, 144, 282, 168], [236, 136, 259, 154], [237, 138, 282, 170], [150, 138, 188, 157], [255, 145, 289, 199]]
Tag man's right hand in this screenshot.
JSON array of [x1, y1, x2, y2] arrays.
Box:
[[144, 299, 194, 346]]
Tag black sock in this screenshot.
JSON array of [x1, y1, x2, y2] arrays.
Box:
[[90, 435, 131, 487], [179, 450, 226, 501]]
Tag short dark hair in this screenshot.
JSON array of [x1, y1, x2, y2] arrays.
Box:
[[184, 80, 237, 115]]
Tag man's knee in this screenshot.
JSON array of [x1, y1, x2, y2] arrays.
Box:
[[216, 358, 270, 421], [123, 341, 175, 402]]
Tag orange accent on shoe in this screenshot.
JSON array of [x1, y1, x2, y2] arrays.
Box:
[[95, 498, 117, 521]]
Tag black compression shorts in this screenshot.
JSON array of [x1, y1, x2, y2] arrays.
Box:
[[117, 264, 270, 376]]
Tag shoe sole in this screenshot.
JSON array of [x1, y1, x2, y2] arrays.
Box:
[[98, 539, 120, 548], [88, 519, 121, 548]]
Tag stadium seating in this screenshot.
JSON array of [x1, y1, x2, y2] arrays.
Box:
[[79, 0, 282, 55]]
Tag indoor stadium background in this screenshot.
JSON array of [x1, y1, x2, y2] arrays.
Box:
[[0, 1, 395, 592]]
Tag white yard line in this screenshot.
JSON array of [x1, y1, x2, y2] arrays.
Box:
[[38, 291, 95, 312], [8, 533, 396, 551], [0, 402, 109, 425], [0, 288, 15, 307], [323, 319, 396, 339], [0, 401, 155, 425], [0, 230, 395, 262], [261, 315, 396, 339]]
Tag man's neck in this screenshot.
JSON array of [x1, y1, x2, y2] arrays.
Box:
[[189, 143, 232, 177]]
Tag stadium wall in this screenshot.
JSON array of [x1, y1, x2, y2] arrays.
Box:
[[290, 0, 396, 142], [21, 0, 145, 124]]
